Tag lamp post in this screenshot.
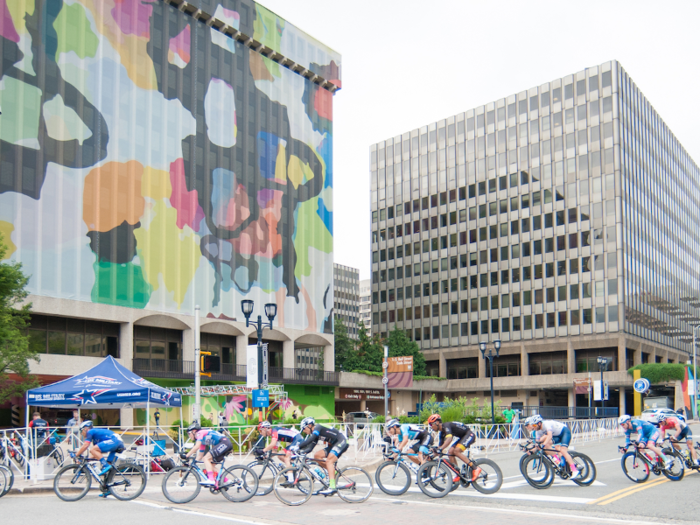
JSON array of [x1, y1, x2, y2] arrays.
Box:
[[597, 356, 609, 417], [693, 326, 699, 420], [241, 300, 277, 389], [480, 339, 501, 425]]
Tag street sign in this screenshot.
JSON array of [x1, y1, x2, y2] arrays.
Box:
[[382, 376, 389, 385], [261, 343, 269, 389], [634, 378, 651, 394], [246, 345, 258, 389], [252, 389, 269, 408], [382, 361, 388, 369], [593, 380, 609, 401]]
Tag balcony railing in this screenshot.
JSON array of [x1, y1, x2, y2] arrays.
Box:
[[132, 359, 339, 385]]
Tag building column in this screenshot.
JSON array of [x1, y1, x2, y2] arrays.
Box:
[[633, 345, 642, 366], [118, 321, 134, 369], [617, 336, 626, 372], [183, 326, 195, 362], [619, 386, 626, 415], [477, 352, 485, 380], [520, 343, 528, 377], [283, 339, 295, 369], [568, 388, 575, 409], [323, 344, 334, 372], [567, 340, 575, 375], [360, 400, 367, 411], [236, 333, 249, 366], [439, 351, 448, 378]]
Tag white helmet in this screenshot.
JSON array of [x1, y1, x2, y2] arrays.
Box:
[[300, 417, 316, 430], [530, 414, 543, 425], [385, 418, 400, 430], [618, 414, 631, 425]]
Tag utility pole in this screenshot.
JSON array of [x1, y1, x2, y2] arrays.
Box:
[[194, 305, 201, 423]]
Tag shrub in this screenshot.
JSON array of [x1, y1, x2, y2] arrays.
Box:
[[627, 364, 698, 384]]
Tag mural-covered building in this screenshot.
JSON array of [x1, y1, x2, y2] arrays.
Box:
[[0, 0, 341, 426]]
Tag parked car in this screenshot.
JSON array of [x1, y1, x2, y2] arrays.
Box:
[[640, 408, 677, 424], [346, 411, 379, 429]]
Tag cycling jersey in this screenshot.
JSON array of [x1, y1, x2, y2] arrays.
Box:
[[194, 430, 225, 447], [535, 420, 567, 440], [271, 427, 299, 443], [29, 418, 49, 439], [659, 417, 687, 432], [624, 419, 660, 445], [397, 424, 423, 442], [298, 424, 346, 449], [438, 421, 473, 447], [84, 428, 121, 445], [409, 429, 433, 454]]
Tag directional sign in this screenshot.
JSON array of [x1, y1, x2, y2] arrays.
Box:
[[633, 378, 651, 394], [382, 376, 389, 385], [252, 389, 269, 408]]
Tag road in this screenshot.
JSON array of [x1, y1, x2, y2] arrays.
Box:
[[3, 429, 699, 525]]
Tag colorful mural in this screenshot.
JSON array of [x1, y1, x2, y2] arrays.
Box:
[[0, 0, 340, 333]]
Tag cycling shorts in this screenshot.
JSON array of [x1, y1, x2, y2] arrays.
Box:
[[409, 442, 431, 455], [552, 426, 572, 447], [324, 439, 349, 458], [96, 438, 124, 454], [210, 437, 233, 462], [449, 432, 475, 451], [283, 434, 304, 455], [640, 430, 662, 445], [678, 426, 693, 441]]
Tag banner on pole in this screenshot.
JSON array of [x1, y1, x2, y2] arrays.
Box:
[[247, 344, 258, 389], [573, 378, 592, 394], [386, 356, 414, 388]]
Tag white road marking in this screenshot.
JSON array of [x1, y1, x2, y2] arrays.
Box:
[[370, 484, 593, 504]]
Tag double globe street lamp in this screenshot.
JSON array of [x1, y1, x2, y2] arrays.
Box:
[[597, 355, 610, 415], [241, 300, 277, 389], [480, 339, 502, 426]]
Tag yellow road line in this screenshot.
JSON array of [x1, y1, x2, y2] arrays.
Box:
[[592, 469, 696, 506], [587, 477, 666, 505]]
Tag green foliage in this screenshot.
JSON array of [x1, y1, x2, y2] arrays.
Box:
[[385, 327, 427, 376], [347, 369, 446, 381], [418, 394, 506, 424], [398, 415, 420, 424], [627, 364, 698, 384], [0, 235, 38, 403], [372, 415, 385, 423], [340, 323, 384, 373], [333, 317, 355, 372]]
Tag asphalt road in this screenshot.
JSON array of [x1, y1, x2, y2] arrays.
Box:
[[3, 428, 700, 525]]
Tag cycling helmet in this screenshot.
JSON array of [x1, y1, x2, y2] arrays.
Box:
[[530, 414, 543, 425], [258, 421, 272, 431], [385, 418, 400, 430], [79, 420, 93, 430], [657, 413, 668, 423], [618, 415, 631, 425], [427, 414, 442, 425], [300, 417, 316, 430], [187, 422, 201, 433]]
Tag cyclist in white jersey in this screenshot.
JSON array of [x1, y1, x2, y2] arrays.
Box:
[[527, 414, 579, 479]]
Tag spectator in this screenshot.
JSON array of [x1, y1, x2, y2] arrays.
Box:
[[154, 409, 161, 427], [218, 412, 227, 430], [292, 409, 299, 421], [28, 412, 49, 441]]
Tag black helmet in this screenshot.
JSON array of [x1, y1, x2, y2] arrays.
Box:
[[187, 421, 201, 433]]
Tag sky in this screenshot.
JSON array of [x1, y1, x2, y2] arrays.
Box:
[[261, 0, 700, 281]]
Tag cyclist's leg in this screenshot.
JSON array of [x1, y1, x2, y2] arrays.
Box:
[[407, 442, 421, 465], [89, 443, 104, 461], [556, 428, 574, 466], [644, 433, 667, 463], [314, 446, 329, 471], [202, 451, 215, 477], [325, 441, 348, 490]]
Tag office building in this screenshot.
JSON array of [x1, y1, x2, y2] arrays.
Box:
[[359, 279, 372, 333], [333, 263, 360, 339], [0, 0, 341, 426], [370, 60, 699, 413]]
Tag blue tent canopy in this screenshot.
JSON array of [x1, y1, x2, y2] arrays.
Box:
[[26, 356, 182, 409]]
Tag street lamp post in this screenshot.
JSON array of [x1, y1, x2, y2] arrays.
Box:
[[597, 356, 609, 417], [241, 300, 277, 389], [693, 326, 699, 420], [480, 340, 501, 425]]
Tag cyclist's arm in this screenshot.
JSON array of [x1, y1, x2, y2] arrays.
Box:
[[263, 437, 278, 452], [186, 440, 203, 458], [297, 432, 318, 451], [440, 434, 453, 451], [75, 439, 91, 456], [398, 436, 410, 451]]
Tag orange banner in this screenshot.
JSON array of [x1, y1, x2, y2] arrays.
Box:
[[386, 356, 413, 373]]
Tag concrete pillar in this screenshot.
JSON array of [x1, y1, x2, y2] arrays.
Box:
[[568, 388, 575, 409], [477, 352, 486, 380], [120, 408, 134, 427], [236, 333, 249, 366], [633, 346, 642, 366], [439, 351, 448, 378], [567, 341, 575, 375], [183, 326, 195, 362], [118, 321, 134, 369], [520, 343, 528, 377], [617, 336, 626, 372], [360, 400, 367, 411], [323, 344, 334, 372], [619, 386, 626, 415], [283, 339, 295, 369]]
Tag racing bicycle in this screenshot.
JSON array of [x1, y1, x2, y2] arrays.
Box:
[[416, 447, 502, 498], [519, 440, 596, 488], [375, 447, 435, 496], [619, 439, 684, 483], [53, 453, 146, 501], [162, 456, 258, 503]]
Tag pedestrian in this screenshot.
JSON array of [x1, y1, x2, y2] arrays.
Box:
[[292, 409, 298, 420], [218, 412, 227, 430], [154, 409, 161, 427]]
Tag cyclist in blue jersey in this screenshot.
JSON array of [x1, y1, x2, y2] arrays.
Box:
[[256, 421, 303, 483], [385, 419, 432, 465], [74, 421, 125, 478], [618, 415, 673, 470], [182, 422, 233, 485]]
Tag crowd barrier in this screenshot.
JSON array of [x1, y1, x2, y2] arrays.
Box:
[[0, 417, 624, 482]]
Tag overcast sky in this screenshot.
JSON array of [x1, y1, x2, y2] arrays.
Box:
[[261, 0, 700, 281]]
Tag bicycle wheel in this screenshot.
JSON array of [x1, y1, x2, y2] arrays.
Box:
[[219, 464, 258, 503], [336, 466, 373, 503], [522, 454, 554, 489], [0, 464, 13, 497], [162, 466, 202, 504], [53, 464, 92, 501], [50, 446, 64, 467], [375, 460, 411, 496], [274, 466, 313, 506], [108, 464, 147, 501], [621, 452, 650, 483], [470, 458, 503, 494], [416, 461, 453, 498], [0, 466, 8, 498], [247, 460, 277, 496], [570, 452, 596, 486], [662, 450, 684, 481]]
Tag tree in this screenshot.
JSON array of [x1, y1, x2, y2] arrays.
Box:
[[343, 322, 383, 373], [333, 316, 355, 372], [0, 234, 38, 403], [385, 327, 427, 376]]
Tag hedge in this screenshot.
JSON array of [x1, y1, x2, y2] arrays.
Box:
[[349, 370, 447, 381], [627, 363, 698, 384]]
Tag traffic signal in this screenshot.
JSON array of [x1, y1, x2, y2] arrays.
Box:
[[201, 355, 221, 374]]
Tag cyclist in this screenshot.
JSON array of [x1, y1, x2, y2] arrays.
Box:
[[255, 421, 302, 483], [427, 414, 481, 482], [182, 422, 233, 486], [657, 413, 699, 466], [296, 417, 348, 494], [618, 415, 674, 470], [385, 419, 432, 465], [528, 414, 580, 480], [73, 421, 125, 478]]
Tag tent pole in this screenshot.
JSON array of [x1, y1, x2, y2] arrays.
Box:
[[146, 397, 150, 479], [25, 394, 30, 480], [179, 403, 183, 453]]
